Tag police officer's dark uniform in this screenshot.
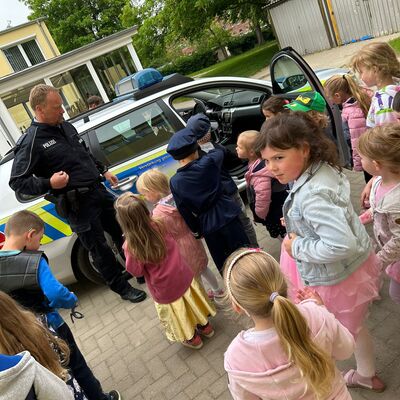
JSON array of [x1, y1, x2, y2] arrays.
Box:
[[9, 120, 146, 303]]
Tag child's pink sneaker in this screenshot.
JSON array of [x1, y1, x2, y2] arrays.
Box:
[[182, 333, 203, 349], [207, 289, 225, 299], [197, 322, 214, 338]]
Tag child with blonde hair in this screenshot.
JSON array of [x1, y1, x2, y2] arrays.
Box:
[[256, 112, 384, 392], [351, 41, 400, 128], [0, 290, 71, 379], [115, 193, 216, 349], [224, 248, 355, 400], [236, 130, 287, 240], [136, 169, 223, 299], [358, 124, 400, 304], [324, 74, 371, 180]]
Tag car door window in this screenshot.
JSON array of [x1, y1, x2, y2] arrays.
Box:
[[93, 103, 175, 165], [271, 56, 311, 94], [269, 48, 350, 166]]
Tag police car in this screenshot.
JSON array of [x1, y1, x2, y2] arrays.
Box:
[[0, 47, 349, 285]]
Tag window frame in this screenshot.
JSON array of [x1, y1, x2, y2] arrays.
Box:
[[2, 37, 45, 72], [86, 100, 184, 168]]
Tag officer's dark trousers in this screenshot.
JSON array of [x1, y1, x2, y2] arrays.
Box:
[[204, 216, 249, 275], [56, 323, 107, 400], [68, 186, 131, 296]]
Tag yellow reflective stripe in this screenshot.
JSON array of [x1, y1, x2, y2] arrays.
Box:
[[112, 149, 167, 175], [39, 211, 72, 237], [41, 234, 53, 245]]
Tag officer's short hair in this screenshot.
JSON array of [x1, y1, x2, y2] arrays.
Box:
[[5, 210, 45, 237], [29, 84, 59, 111]]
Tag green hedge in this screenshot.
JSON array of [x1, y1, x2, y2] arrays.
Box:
[[158, 28, 275, 76], [159, 49, 218, 76], [228, 28, 275, 55]]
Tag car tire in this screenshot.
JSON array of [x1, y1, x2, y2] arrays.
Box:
[[76, 244, 105, 285]]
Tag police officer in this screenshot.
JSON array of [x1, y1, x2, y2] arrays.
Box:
[[9, 84, 146, 303]]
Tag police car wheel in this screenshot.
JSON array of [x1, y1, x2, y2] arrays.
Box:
[[76, 244, 105, 285]]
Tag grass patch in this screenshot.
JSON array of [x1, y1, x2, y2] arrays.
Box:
[[389, 36, 400, 53], [191, 41, 279, 78]]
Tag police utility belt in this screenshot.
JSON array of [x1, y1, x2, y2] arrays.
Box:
[[44, 184, 98, 218]]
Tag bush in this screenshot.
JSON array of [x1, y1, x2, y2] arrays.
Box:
[[228, 28, 274, 55], [159, 49, 218, 76]]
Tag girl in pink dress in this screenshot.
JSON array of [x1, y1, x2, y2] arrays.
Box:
[[324, 74, 371, 181], [358, 124, 400, 304], [224, 248, 355, 400], [257, 112, 384, 392], [136, 169, 223, 299], [115, 193, 216, 349]]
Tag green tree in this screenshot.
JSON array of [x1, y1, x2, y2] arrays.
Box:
[[211, 0, 269, 45], [22, 0, 130, 53], [121, 0, 170, 67], [162, 0, 230, 59]]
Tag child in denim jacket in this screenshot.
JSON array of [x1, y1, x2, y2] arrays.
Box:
[[256, 112, 385, 393], [358, 124, 400, 304]]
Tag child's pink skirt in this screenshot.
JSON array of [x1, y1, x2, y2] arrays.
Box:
[[280, 242, 380, 338]]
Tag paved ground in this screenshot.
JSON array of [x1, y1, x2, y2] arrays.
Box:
[[61, 169, 400, 399], [252, 32, 400, 80]]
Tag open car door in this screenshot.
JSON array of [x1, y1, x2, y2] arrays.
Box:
[[269, 47, 350, 166]]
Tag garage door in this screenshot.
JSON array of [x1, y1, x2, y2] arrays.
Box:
[[270, 0, 331, 55]]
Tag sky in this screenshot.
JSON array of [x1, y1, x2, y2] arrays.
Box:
[[0, 0, 31, 31]]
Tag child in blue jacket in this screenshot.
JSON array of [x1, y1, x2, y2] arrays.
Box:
[[167, 128, 249, 273], [0, 210, 120, 400]]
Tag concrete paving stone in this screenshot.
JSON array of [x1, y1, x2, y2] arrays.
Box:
[[208, 374, 229, 398], [109, 359, 130, 381], [123, 375, 154, 399], [82, 347, 102, 364], [91, 360, 111, 383], [184, 352, 211, 378], [140, 338, 174, 363], [170, 392, 191, 400], [142, 373, 175, 399], [164, 372, 197, 399], [184, 370, 219, 399], [146, 355, 168, 380], [164, 353, 189, 379]]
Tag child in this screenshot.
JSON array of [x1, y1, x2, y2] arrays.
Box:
[[186, 113, 259, 247], [260, 95, 289, 119], [284, 91, 329, 128], [136, 169, 224, 299], [236, 130, 287, 240], [0, 352, 73, 400], [352, 42, 400, 211], [115, 193, 216, 349], [224, 248, 355, 400], [324, 74, 372, 181], [0, 291, 73, 399], [351, 41, 400, 128], [257, 112, 385, 392], [0, 210, 119, 400], [166, 127, 249, 273], [358, 124, 400, 304]]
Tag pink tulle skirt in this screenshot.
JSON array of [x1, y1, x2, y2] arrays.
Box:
[[279, 241, 381, 337]]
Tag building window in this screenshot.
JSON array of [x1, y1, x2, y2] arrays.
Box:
[[3, 40, 45, 72], [92, 46, 137, 100], [3, 79, 46, 133], [51, 65, 103, 118]]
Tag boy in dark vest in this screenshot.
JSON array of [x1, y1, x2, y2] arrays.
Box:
[[0, 210, 120, 400]]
